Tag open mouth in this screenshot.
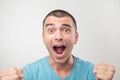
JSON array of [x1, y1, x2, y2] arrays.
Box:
[[53, 46, 66, 54]]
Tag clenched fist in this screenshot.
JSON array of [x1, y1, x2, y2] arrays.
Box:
[[94, 63, 115, 80], [0, 67, 23, 80]]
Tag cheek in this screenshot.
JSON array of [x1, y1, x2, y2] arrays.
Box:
[[64, 35, 75, 43], [44, 34, 54, 44]]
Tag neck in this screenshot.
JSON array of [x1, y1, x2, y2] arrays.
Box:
[[48, 55, 74, 78]]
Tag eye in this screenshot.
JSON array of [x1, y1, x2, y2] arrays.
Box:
[[48, 29, 55, 34], [63, 28, 70, 33]]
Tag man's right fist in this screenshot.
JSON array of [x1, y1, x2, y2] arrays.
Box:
[[0, 67, 23, 80]]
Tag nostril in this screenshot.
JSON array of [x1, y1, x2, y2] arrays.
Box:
[[55, 33, 63, 41], [55, 38, 63, 41]]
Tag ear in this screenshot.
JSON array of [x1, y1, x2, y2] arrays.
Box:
[[74, 32, 79, 44]]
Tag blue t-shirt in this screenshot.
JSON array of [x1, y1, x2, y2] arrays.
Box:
[[23, 56, 96, 80]]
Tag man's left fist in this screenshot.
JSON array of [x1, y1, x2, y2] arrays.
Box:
[[93, 63, 115, 80]]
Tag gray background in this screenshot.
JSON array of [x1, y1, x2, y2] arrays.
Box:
[[0, 0, 120, 79]]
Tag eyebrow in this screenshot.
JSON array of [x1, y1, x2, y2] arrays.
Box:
[[62, 24, 71, 28], [45, 23, 71, 28], [45, 23, 55, 28]]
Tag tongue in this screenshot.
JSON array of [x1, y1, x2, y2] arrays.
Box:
[[56, 47, 64, 54]]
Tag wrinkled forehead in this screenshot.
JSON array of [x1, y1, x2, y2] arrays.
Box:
[[43, 16, 75, 29]]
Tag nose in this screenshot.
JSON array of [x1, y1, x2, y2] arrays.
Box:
[[55, 30, 63, 41]]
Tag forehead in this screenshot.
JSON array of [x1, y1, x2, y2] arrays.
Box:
[[44, 16, 74, 26]]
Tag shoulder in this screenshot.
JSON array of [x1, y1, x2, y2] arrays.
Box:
[[73, 56, 96, 79], [23, 56, 49, 80], [23, 56, 48, 72], [74, 56, 94, 70], [74, 56, 94, 64]]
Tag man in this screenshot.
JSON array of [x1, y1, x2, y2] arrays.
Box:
[[0, 9, 115, 80]]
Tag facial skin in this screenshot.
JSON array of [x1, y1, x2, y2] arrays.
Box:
[[42, 16, 78, 64]]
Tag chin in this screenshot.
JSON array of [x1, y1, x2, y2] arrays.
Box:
[[54, 57, 69, 64]]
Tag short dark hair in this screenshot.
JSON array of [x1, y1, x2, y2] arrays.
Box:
[[42, 9, 77, 31]]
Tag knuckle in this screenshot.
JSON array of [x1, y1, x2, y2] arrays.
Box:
[[0, 77, 4, 80], [14, 74, 19, 80], [109, 65, 115, 73], [10, 67, 18, 74], [11, 67, 17, 71], [112, 66, 115, 72]]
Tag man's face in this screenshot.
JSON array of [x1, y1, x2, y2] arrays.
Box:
[[43, 16, 78, 64]]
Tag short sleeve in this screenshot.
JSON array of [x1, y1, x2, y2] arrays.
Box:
[[23, 65, 31, 80]]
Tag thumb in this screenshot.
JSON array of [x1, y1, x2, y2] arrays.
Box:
[[93, 64, 99, 74], [17, 68, 24, 78]]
